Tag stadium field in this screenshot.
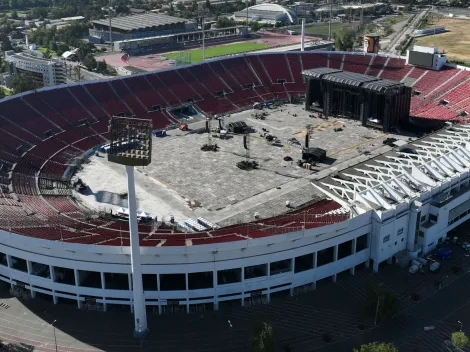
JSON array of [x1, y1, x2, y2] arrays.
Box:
[[164, 41, 269, 63], [415, 17, 470, 63]]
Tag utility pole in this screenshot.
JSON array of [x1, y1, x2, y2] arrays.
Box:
[[360, 0, 363, 25], [246, 0, 249, 28], [328, 1, 332, 41], [108, 0, 113, 52]]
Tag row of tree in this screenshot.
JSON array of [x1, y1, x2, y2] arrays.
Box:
[[251, 321, 468, 351]]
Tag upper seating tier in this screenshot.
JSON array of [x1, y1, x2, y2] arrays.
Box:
[[0, 52, 465, 246]]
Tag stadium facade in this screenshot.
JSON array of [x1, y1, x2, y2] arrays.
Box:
[[0, 51, 469, 312]]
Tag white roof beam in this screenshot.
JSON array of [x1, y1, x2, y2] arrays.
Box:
[[362, 188, 392, 210], [342, 173, 381, 187], [311, 182, 351, 209], [429, 159, 454, 177], [412, 165, 437, 186], [320, 182, 355, 201], [333, 178, 367, 192], [390, 178, 415, 196], [441, 154, 465, 172]]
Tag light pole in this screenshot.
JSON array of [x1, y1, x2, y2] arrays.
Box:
[[108, 117, 152, 338], [108, 0, 113, 52], [458, 320, 463, 332], [246, 1, 249, 28], [51, 320, 58, 352]]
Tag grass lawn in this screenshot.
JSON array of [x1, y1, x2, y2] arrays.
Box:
[[415, 17, 470, 63], [38, 47, 57, 57], [164, 41, 269, 63], [304, 22, 350, 37], [382, 15, 408, 25]]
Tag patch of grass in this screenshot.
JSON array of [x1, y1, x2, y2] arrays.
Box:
[[382, 15, 407, 25], [38, 47, 57, 57], [164, 41, 269, 63], [304, 22, 349, 37], [415, 17, 470, 63]]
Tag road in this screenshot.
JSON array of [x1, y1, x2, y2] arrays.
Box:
[[385, 10, 429, 55], [65, 60, 108, 82]]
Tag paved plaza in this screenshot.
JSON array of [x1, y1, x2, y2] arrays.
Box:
[[1, 249, 470, 352]]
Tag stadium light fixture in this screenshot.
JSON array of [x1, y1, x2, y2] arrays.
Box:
[[108, 116, 152, 338]]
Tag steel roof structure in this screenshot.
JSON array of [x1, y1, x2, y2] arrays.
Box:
[[313, 125, 470, 213], [92, 13, 192, 32]]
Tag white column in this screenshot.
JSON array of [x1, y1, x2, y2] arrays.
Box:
[[26, 261, 35, 298], [350, 238, 357, 275], [157, 274, 162, 315], [301, 18, 305, 52], [74, 269, 82, 309], [126, 165, 148, 337], [101, 272, 107, 313], [332, 245, 338, 282], [213, 270, 219, 311], [241, 267, 245, 307], [290, 257, 295, 296]]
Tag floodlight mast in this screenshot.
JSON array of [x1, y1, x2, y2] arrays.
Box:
[[108, 116, 152, 338]]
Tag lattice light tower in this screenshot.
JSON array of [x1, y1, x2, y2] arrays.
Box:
[[108, 116, 152, 337]]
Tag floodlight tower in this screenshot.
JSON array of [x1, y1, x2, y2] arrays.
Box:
[[108, 116, 152, 338]]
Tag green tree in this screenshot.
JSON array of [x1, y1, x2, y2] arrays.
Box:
[[452, 331, 469, 349], [49, 41, 58, 51], [12, 75, 39, 94], [43, 49, 51, 59], [353, 342, 398, 352], [250, 21, 260, 32], [362, 281, 402, 324], [252, 322, 275, 352], [83, 53, 97, 70], [96, 60, 107, 73], [0, 89, 6, 100], [10, 10, 18, 19], [1, 35, 14, 51], [333, 28, 356, 51], [9, 0, 18, 9]]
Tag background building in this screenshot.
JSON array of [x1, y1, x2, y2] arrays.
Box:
[[89, 12, 196, 43], [5, 51, 66, 87], [234, 4, 297, 24]]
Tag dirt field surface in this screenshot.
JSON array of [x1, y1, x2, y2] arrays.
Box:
[[98, 32, 317, 72], [415, 17, 470, 62]]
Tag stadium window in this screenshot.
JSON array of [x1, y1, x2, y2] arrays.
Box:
[[397, 227, 404, 236], [429, 214, 438, 222], [383, 235, 390, 243], [0, 252, 6, 267], [294, 253, 314, 273]]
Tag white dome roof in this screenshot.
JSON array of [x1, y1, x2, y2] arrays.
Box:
[[247, 3, 296, 23]]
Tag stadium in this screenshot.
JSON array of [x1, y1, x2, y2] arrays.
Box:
[[1, 50, 470, 328]]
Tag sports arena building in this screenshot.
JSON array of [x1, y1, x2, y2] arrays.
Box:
[[0, 51, 470, 314], [89, 12, 196, 43]]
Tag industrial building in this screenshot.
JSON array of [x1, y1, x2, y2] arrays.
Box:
[[4, 51, 66, 87], [89, 12, 196, 43]]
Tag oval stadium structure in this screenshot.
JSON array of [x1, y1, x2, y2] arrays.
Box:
[[1, 51, 470, 314]]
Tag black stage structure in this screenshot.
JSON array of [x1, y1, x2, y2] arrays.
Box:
[[302, 68, 411, 132]]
